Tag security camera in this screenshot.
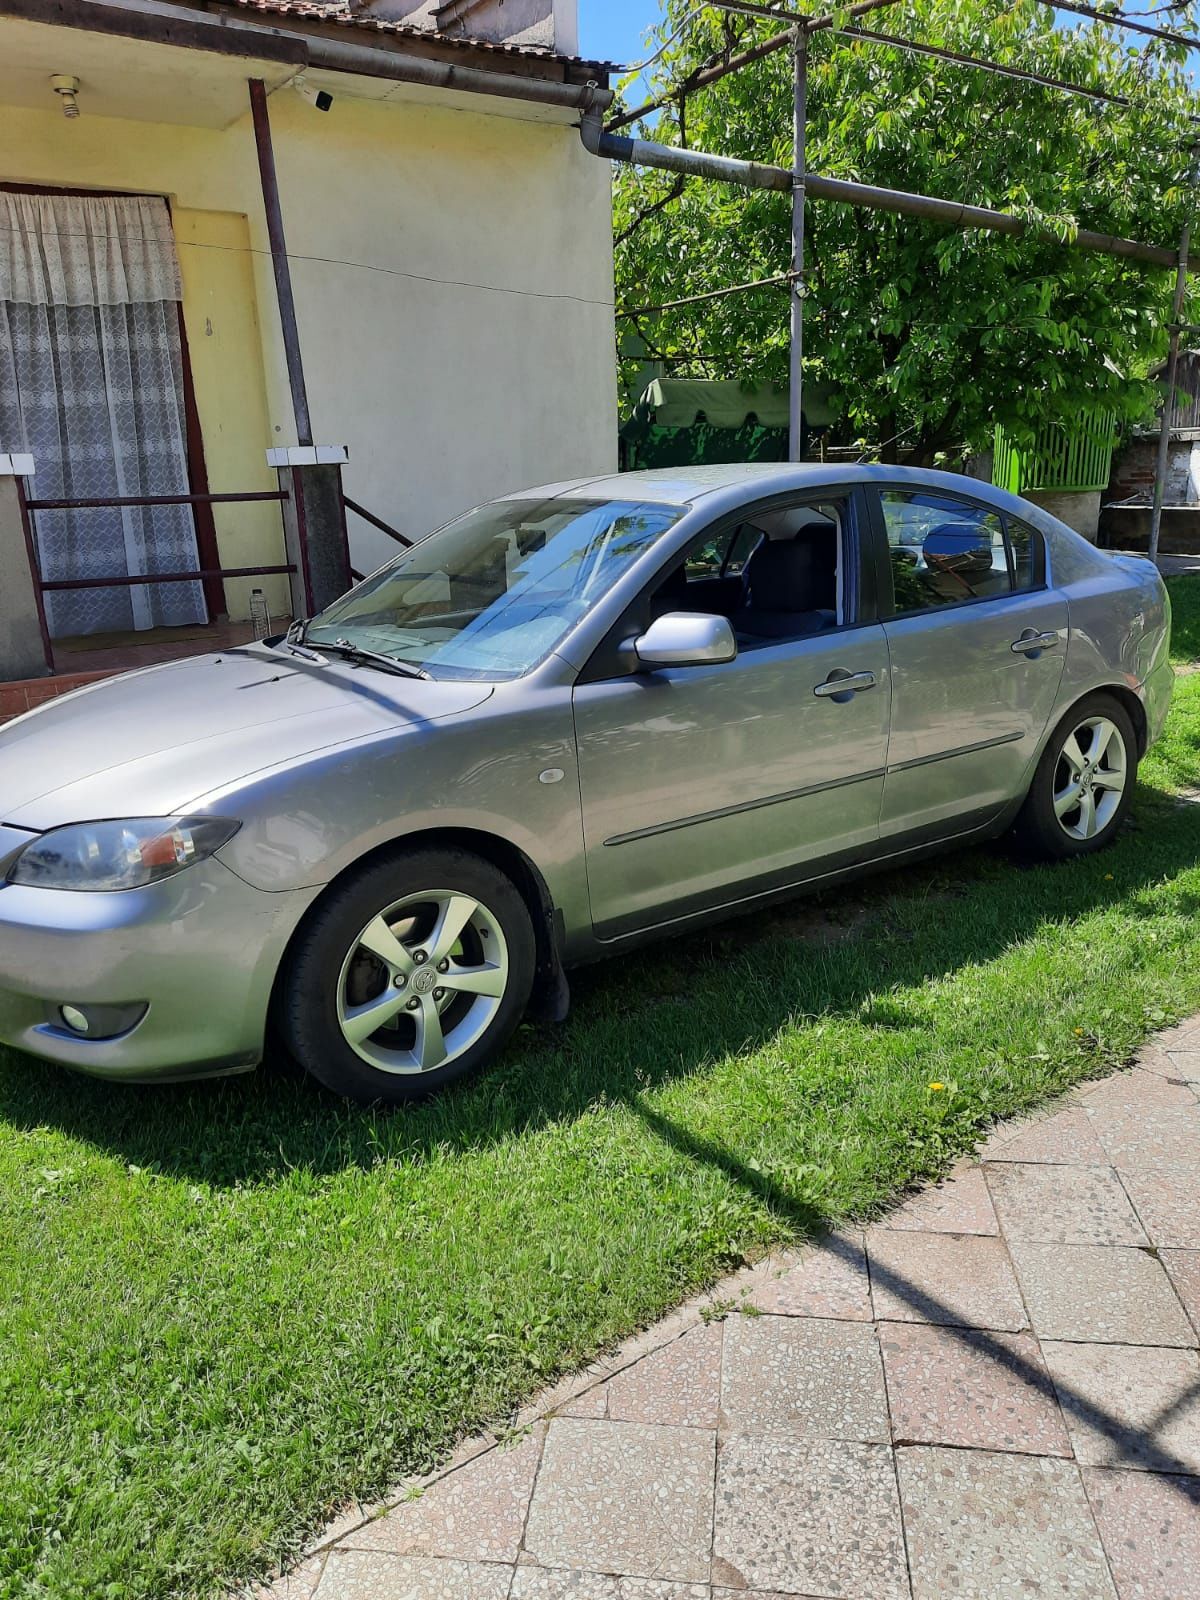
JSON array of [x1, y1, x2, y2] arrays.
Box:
[[294, 77, 333, 112]]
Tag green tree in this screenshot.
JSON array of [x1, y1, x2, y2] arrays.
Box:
[[613, 0, 1200, 461]]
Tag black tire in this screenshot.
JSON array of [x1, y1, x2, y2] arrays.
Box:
[[281, 845, 536, 1105], [1013, 692, 1138, 861]]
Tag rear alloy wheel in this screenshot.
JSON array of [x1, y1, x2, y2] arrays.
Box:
[[1014, 694, 1137, 860], [282, 847, 535, 1103]]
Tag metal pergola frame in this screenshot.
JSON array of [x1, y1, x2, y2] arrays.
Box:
[[589, 0, 1200, 564]]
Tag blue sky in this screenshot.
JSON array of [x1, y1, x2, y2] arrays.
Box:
[[575, 1, 1185, 69], [578, 0, 663, 67]]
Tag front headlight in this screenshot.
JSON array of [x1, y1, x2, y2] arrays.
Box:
[[6, 817, 241, 892]]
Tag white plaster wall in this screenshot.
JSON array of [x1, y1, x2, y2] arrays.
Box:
[[267, 84, 616, 569], [0, 71, 616, 576]]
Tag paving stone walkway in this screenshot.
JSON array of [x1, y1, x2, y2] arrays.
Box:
[[261, 1019, 1200, 1600]]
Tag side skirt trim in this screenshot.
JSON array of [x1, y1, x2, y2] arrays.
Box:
[[602, 766, 886, 848], [601, 731, 1023, 849]]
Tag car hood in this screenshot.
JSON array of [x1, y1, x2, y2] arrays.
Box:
[[0, 647, 492, 830]]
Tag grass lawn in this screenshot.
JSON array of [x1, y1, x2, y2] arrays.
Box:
[[3, 578, 1200, 1598]]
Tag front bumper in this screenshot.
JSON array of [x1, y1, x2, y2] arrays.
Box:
[[0, 857, 319, 1081]]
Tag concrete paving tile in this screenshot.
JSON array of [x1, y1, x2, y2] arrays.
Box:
[[1042, 1342, 1200, 1473], [1136, 1044, 1197, 1083], [557, 1386, 608, 1419], [879, 1322, 1071, 1455], [1162, 1249, 1200, 1337], [1119, 1163, 1200, 1250], [712, 1432, 908, 1600], [1093, 1107, 1200, 1170], [881, 1162, 998, 1234], [897, 1447, 1115, 1599], [251, 1555, 326, 1600], [1080, 1070, 1197, 1114], [1010, 1241, 1196, 1346], [510, 1571, 709, 1599], [313, 1551, 513, 1600], [985, 1161, 1147, 1245], [1155, 1019, 1200, 1053], [522, 1419, 715, 1583], [982, 1105, 1110, 1166], [603, 1324, 721, 1430], [345, 1426, 543, 1562], [865, 1228, 1028, 1331], [1082, 1467, 1200, 1600], [719, 1315, 889, 1442], [741, 1229, 872, 1320], [1167, 1049, 1200, 1083]]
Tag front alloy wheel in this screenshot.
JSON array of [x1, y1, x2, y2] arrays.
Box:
[[282, 846, 535, 1103], [337, 890, 509, 1076]]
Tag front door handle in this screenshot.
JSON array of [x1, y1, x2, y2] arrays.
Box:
[[814, 669, 877, 701], [1011, 629, 1060, 655]]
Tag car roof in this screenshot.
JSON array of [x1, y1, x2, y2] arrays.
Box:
[[500, 463, 1031, 514]]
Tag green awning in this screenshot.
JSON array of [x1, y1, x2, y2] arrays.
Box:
[[629, 377, 838, 430]]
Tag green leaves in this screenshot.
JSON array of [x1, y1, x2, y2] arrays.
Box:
[[613, 0, 1200, 457]]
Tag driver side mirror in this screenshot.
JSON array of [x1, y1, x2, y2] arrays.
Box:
[[634, 612, 737, 670]]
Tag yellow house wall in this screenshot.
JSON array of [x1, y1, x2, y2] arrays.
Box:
[[0, 77, 616, 602], [174, 207, 289, 620]]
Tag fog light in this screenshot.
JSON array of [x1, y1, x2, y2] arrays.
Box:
[[47, 1001, 148, 1040]]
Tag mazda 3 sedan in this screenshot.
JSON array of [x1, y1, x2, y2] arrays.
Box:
[[0, 465, 1173, 1103]]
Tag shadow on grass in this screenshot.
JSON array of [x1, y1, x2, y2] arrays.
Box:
[[2, 778, 1198, 1187]]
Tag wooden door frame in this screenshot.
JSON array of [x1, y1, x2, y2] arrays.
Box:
[[0, 181, 224, 620]]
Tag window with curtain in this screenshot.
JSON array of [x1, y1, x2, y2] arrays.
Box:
[[0, 190, 205, 637]]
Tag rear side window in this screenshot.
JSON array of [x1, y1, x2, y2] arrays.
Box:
[[880, 490, 1042, 615]]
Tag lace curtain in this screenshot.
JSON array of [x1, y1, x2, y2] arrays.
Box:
[[0, 192, 205, 637]]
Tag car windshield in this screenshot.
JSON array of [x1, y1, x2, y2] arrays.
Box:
[[303, 497, 684, 681]]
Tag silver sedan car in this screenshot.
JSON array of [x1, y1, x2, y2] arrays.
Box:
[[0, 465, 1173, 1103]]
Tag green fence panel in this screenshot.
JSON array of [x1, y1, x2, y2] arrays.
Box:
[[993, 412, 1117, 494]]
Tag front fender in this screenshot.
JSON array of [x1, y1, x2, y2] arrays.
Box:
[[203, 692, 590, 940]]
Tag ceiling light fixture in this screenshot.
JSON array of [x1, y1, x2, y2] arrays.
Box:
[[50, 74, 81, 119]]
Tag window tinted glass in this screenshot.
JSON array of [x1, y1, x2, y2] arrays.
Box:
[[881, 490, 1011, 613]]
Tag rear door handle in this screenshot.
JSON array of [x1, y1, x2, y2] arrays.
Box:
[[814, 669, 877, 700], [1011, 629, 1060, 655]]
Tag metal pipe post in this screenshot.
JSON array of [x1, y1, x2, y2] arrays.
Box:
[[249, 77, 313, 449], [1149, 221, 1192, 566], [789, 27, 808, 461]]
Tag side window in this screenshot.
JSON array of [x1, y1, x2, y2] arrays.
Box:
[[881, 490, 1012, 614], [1007, 515, 1043, 593], [683, 521, 762, 581]]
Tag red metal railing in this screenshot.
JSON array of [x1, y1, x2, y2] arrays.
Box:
[[342, 495, 411, 549], [17, 482, 297, 673]]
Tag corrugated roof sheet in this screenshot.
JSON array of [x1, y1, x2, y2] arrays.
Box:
[[211, 0, 612, 70]]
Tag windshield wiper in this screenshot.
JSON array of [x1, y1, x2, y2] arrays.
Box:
[[308, 637, 432, 680]]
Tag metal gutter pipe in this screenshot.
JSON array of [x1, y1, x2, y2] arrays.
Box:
[[582, 114, 1178, 268], [0, 0, 614, 112]]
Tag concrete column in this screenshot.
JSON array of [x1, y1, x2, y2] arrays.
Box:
[[268, 446, 353, 618], [0, 457, 52, 680], [1022, 489, 1101, 542]]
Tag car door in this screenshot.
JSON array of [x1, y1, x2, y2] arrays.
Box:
[[870, 485, 1068, 841], [571, 489, 891, 941]]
